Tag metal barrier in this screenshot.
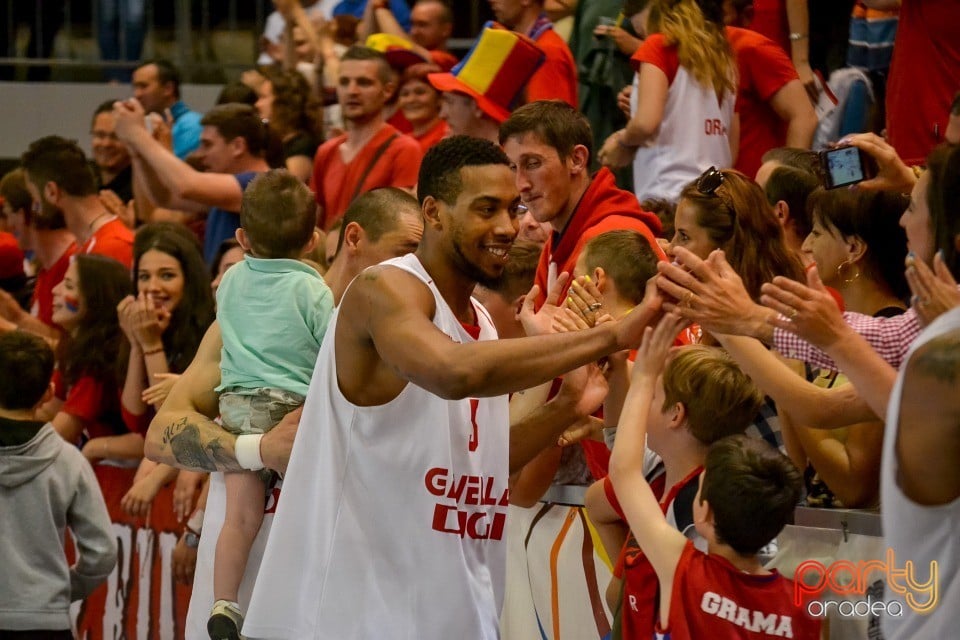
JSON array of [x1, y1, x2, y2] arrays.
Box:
[[0, 2, 483, 82], [0, 0, 266, 82]]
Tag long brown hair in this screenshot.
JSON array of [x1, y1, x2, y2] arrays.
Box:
[[680, 169, 805, 300], [647, 0, 737, 102]]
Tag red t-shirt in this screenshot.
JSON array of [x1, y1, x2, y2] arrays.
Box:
[[747, 0, 790, 54], [660, 541, 820, 639], [414, 119, 449, 155], [311, 123, 423, 230], [81, 217, 134, 269], [387, 109, 413, 134], [885, 0, 960, 165], [30, 242, 77, 327], [727, 26, 800, 179], [631, 34, 679, 82], [53, 370, 136, 441], [606, 467, 702, 640], [526, 28, 578, 108]]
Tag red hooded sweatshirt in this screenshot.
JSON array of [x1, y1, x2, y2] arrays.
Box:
[[534, 168, 665, 308]]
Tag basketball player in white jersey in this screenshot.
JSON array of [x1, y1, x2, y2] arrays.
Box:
[[146, 136, 664, 639]]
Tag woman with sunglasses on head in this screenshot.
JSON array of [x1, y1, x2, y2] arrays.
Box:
[[598, 0, 738, 203], [668, 166, 804, 451], [669, 166, 804, 301]]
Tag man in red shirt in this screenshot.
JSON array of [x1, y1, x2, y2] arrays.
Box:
[[311, 46, 422, 231], [500, 100, 664, 308], [488, 0, 578, 107], [0, 169, 76, 340], [20, 136, 132, 269]]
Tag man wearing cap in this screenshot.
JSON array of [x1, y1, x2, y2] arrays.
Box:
[[489, 0, 578, 108], [311, 45, 423, 231], [428, 25, 546, 143]]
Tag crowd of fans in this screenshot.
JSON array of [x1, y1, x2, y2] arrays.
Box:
[[1, 1, 959, 639]]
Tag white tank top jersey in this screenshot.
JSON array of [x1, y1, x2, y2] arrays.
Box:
[[244, 254, 511, 640], [630, 67, 734, 202], [881, 306, 960, 639]]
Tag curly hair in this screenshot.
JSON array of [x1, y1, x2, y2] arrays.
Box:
[[118, 223, 215, 377], [680, 169, 805, 300], [648, 0, 737, 101], [417, 135, 511, 205], [59, 254, 130, 388], [260, 66, 324, 143]]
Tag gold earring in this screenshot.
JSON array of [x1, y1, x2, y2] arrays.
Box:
[[836, 260, 860, 285]]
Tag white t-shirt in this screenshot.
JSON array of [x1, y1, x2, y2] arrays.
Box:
[[631, 59, 734, 202]]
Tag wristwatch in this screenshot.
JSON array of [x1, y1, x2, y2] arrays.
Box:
[[183, 531, 201, 548]]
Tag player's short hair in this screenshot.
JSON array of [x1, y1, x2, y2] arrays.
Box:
[[417, 135, 511, 205]]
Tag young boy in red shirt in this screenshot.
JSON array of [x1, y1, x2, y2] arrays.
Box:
[[608, 312, 820, 639]]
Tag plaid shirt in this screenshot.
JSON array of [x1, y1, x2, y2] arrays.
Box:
[[774, 308, 922, 371]]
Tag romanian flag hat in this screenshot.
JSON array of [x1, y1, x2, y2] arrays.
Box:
[[427, 22, 545, 123], [365, 33, 430, 70]]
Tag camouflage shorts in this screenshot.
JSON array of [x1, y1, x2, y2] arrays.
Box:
[[219, 387, 305, 436]]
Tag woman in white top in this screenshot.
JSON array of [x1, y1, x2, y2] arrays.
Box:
[[598, 0, 739, 202]]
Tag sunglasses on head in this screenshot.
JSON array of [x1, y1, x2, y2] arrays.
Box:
[[696, 166, 725, 195]]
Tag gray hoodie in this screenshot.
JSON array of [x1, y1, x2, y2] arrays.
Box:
[[0, 422, 117, 631]]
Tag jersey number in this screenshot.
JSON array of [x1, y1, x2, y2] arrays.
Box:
[[468, 398, 479, 452]]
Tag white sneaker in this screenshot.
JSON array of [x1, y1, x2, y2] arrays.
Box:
[[208, 599, 245, 640]]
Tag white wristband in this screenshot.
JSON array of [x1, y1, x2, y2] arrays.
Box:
[[186, 508, 205, 534], [236, 434, 265, 471]]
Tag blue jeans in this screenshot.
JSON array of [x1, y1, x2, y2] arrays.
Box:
[[97, 0, 146, 80]]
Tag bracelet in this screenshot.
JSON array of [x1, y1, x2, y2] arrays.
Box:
[[236, 434, 265, 471], [142, 346, 164, 356], [789, 32, 808, 41]]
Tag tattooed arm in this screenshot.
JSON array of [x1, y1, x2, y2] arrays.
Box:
[[896, 330, 960, 506], [144, 322, 299, 473]]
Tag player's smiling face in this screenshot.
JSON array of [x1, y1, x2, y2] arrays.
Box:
[[443, 164, 521, 287]]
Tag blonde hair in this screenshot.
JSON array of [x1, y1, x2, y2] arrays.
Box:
[[661, 345, 764, 445], [648, 0, 737, 101]]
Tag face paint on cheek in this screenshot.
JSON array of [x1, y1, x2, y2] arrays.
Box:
[[64, 295, 80, 313]]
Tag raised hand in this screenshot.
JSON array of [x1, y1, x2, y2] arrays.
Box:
[[760, 266, 848, 350], [906, 251, 960, 327], [657, 248, 771, 339], [518, 272, 570, 337]]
